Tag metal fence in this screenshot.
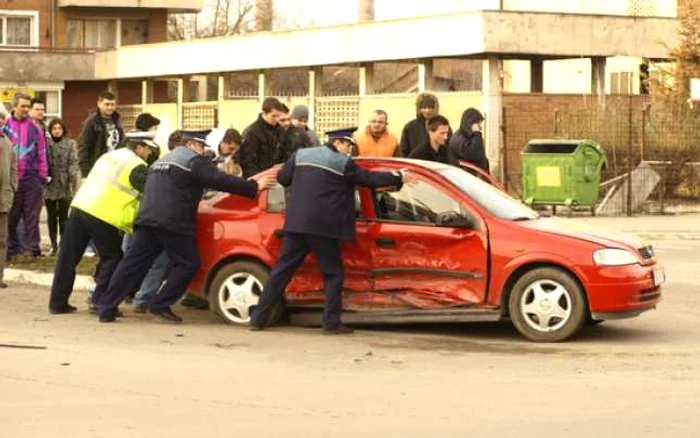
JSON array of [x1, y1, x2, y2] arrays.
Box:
[[503, 94, 700, 216]]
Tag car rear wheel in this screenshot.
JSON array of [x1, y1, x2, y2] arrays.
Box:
[[508, 267, 586, 342], [207, 261, 283, 326]]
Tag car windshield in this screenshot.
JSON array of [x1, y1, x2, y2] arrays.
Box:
[[437, 167, 539, 221]]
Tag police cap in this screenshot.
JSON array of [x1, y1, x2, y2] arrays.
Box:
[[325, 127, 358, 146], [180, 130, 212, 144]]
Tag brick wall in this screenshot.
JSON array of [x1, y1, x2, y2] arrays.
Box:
[[63, 81, 109, 139], [501, 94, 649, 194]]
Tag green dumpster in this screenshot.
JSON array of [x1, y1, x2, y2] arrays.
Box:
[[521, 139, 607, 208]]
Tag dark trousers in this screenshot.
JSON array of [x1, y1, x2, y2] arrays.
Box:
[[8, 177, 44, 256], [252, 232, 344, 329], [45, 198, 71, 250], [49, 208, 123, 311], [97, 225, 200, 317]]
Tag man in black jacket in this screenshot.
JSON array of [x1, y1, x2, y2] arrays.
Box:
[[77, 91, 124, 177], [399, 92, 451, 157], [447, 108, 489, 174], [408, 115, 450, 164], [250, 128, 415, 334], [239, 97, 286, 178], [96, 130, 276, 323]]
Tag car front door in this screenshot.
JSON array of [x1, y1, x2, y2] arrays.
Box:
[[260, 184, 374, 310], [367, 171, 489, 310]]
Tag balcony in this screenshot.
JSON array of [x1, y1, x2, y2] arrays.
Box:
[[58, 0, 204, 13], [0, 48, 94, 82]]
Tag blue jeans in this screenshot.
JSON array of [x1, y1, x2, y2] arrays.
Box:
[[132, 250, 170, 308]]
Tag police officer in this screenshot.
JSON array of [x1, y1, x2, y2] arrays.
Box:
[[96, 130, 276, 323], [49, 132, 159, 314], [250, 127, 416, 334]]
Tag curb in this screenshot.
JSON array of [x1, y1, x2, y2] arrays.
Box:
[[4, 268, 92, 289]]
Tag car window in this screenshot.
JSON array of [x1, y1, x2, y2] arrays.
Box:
[[373, 179, 464, 224], [267, 185, 363, 218], [437, 167, 539, 221]]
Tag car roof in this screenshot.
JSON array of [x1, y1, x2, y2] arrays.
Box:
[[355, 157, 451, 172]]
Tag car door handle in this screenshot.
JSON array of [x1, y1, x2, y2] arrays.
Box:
[[274, 229, 284, 239], [375, 237, 395, 248]]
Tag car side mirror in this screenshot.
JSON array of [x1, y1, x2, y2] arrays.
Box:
[[436, 211, 475, 229]]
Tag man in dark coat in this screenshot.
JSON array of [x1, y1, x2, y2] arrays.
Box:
[[96, 130, 276, 323], [447, 108, 489, 174], [408, 115, 450, 164], [239, 97, 286, 178], [250, 128, 415, 334], [399, 92, 451, 157], [77, 91, 124, 177]]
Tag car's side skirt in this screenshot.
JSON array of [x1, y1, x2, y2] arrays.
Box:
[[290, 307, 502, 326]]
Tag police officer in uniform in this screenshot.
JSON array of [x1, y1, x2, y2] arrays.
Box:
[[97, 130, 276, 323], [251, 127, 415, 334], [49, 132, 159, 314]]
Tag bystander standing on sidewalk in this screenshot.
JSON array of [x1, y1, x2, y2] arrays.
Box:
[[0, 108, 18, 288], [45, 119, 80, 256]]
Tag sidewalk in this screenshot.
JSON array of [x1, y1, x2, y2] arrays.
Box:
[[561, 213, 700, 241]]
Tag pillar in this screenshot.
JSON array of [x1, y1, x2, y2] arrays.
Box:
[[176, 78, 184, 129], [358, 0, 375, 22], [530, 58, 543, 93], [308, 67, 323, 130], [591, 56, 607, 105], [418, 60, 435, 92], [359, 63, 375, 96], [482, 56, 504, 179]]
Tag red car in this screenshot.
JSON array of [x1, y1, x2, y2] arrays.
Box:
[[188, 158, 664, 342]]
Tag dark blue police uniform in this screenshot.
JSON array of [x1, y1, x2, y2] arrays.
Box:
[[251, 128, 403, 331], [96, 131, 259, 322]]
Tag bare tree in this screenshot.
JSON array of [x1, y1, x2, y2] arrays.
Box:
[[168, 0, 257, 40]]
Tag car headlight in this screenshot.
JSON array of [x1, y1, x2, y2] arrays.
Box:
[[593, 249, 638, 266]]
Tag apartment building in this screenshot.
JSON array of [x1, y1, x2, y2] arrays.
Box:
[[0, 0, 202, 133]]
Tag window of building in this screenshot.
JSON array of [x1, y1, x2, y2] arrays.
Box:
[[121, 19, 149, 46], [610, 72, 634, 95], [34, 91, 61, 119], [0, 11, 38, 47], [66, 19, 117, 49]]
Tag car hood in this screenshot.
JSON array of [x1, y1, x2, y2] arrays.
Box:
[[518, 218, 645, 250]]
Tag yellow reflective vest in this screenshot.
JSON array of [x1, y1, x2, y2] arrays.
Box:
[[71, 148, 145, 234]]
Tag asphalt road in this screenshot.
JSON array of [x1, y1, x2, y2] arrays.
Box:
[[0, 228, 699, 437]]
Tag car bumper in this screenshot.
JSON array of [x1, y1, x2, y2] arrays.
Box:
[[586, 263, 663, 314]]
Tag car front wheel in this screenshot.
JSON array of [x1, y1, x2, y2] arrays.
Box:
[[207, 261, 283, 326], [508, 267, 587, 342]]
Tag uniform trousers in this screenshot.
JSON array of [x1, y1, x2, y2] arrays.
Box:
[[97, 225, 200, 318], [49, 208, 123, 311], [252, 232, 344, 330]]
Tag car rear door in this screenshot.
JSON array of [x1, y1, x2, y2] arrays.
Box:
[[260, 184, 374, 310], [366, 168, 489, 310]]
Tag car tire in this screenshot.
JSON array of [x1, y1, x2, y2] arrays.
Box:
[[508, 267, 586, 342], [207, 261, 284, 326]]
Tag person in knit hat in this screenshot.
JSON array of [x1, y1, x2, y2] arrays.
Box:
[[290, 105, 319, 146]]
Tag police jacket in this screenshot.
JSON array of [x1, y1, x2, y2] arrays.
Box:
[[136, 146, 259, 235], [240, 115, 281, 178], [279, 144, 402, 242]]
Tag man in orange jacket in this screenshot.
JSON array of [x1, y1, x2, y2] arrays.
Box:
[[354, 110, 399, 158]]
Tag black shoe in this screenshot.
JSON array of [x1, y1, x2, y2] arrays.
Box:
[[99, 313, 117, 323], [149, 308, 183, 323], [133, 305, 148, 314], [181, 294, 209, 310], [0, 282, 7, 289], [322, 325, 354, 335], [249, 322, 264, 331], [50, 305, 78, 315]]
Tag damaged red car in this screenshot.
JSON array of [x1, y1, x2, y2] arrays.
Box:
[[188, 159, 664, 342]]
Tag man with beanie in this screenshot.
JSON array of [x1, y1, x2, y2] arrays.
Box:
[[291, 105, 319, 146], [400, 92, 451, 158], [447, 108, 489, 174]]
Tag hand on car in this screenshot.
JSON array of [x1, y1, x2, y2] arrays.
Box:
[[256, 175, 277, 191], [400, 170, 418, 185]]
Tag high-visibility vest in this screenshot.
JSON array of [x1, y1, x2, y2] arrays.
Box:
[[71, 148, 145, 234]]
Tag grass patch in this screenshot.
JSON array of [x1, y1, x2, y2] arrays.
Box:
[[7, 254, 98, 276]]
